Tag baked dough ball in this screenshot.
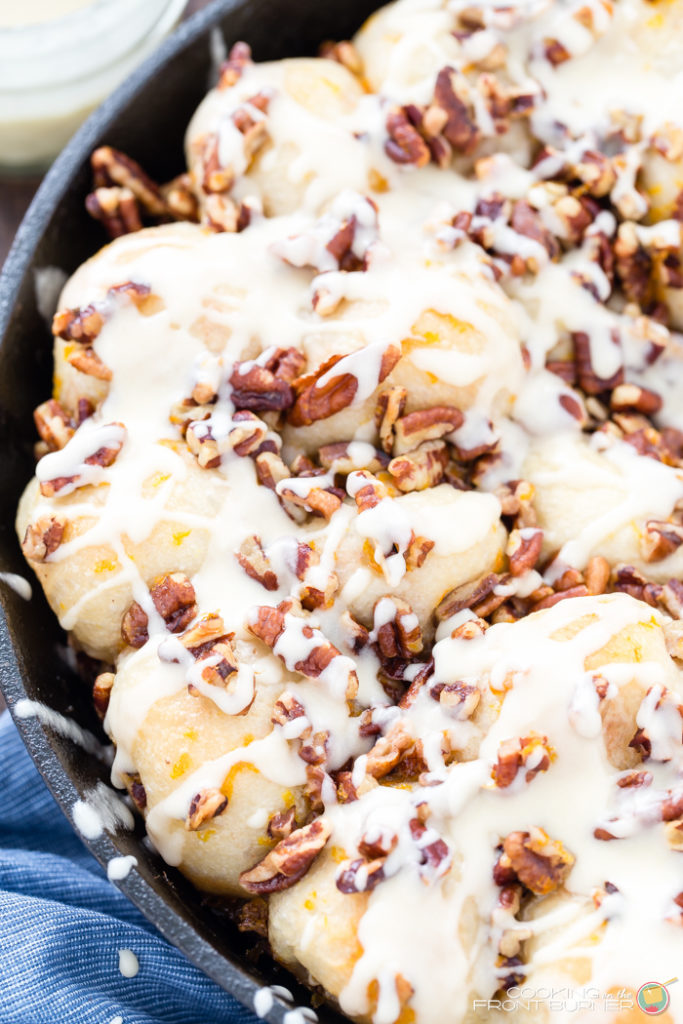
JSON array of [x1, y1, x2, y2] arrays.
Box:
[[107, 639, 307, 895], [336, 485, 506, 631], [353, 0, 460, 100], [284, 264, 524, 456], [269, 843, 367, 1001], [16, 446, 232, 662], [522, 433, 683, 579], [186, 57, 369, 220]]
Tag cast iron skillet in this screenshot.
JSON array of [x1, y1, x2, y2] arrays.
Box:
[[0, 0, 380, 1018]]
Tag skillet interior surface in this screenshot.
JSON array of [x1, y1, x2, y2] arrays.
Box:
[[0, 0, 380, 1017]]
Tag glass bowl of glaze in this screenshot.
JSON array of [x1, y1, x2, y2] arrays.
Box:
[[0, 0, 188, 174]]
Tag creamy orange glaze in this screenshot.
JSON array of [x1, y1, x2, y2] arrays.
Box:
[[16, 1, 683, 1021]]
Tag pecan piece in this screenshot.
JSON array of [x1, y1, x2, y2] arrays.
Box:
[[571, 331, 623, 395], [492, 735, 551, 789], [92, 671, 115, 719], [393, 406, 463, 456], [435, 572, 507, 622], [230, 360, 296, 413], [34, 399, 74, 451], [388, 441, 449, 492], [506, 527, 543, 576], [641, 520, 683, 562], [372, 597, 423, 659], [21, 515, 65, 562], [53, 305, 104, 344], [66, 347, 112, 381], [336, 857, 386, 894], [433, 67, 479, 155], [365, 721, 414, 779], [385, 107, 430, 167], [289, 345, 400, 428], [123, 772, 147, 811], [122, 573, 196, 648], [239, 818, 331, 894], [610, 383, 662, 416], [267, 806, 297, 841], [249, 601, 358, 699], [121, 601, 151, 649], [91, 146, 166, 216], [501, 828, 574, 895], [151, 572, 197, 632], [218, 41, 253, 88], [186, 788, 228, 831], [85, 186, 143, 239], [236, 535, 278, 591], [375, 386, 407, 453]]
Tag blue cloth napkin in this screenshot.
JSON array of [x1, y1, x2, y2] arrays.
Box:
[[0, 711, 262, 1024]]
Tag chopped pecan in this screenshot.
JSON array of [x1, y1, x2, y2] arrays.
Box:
[[610, 382, 662, 416], [160, 173, 199, 222], [121, 601, 152, 649], [186, 411, 268, 467], [289, 345, 401, 428], [235, 897, 268, 937], [34, 399, 74, 451], [85, 186, 143, 238], [349, 470, 387, 512], [91, 146, 166, 216], [435, 572, 507, 622], [318, 442, 388, 475], [271, 691, 307, 727], [393, 406, 463, 456], [218, 41, 252, 88], [230, 354, 298, 412], [385, 107, 430, 166], [501, 828, 575, 895], [267, 806, 297, 841], [408, 817, 451, 877], [506, 528, 543, 576], [492, 735, 551, 789], [336, 857, 386, 894], [584, 555, 610, 595], [151, 573, 197, 632], [375, 386, 407, 453], [613, 564, 663, 607], [254, 450, 290, 491], [572, 331, 623, 395], [236, 535, 278, 591], [178, 613, 229, 655], [388, 441, 449, 492], [249, 601, 358, 699], [122, 573, 196, 648], [186, 788, 228, 831], [405, 534, 435, 571], [433, 66, 479, 155], [21, 515, 65, 562], [189, 639, 239, 691], [641, 520, 683, 562], [429, 680, 480, 719], [372, 597, 422, 659], [123, 772, 147, 811], [239, 818, 331, 894], [66, 347, 112, 381], [277, 482, 343, 520], [92, 671, 115, 719], [365, 721, 414, 779], [53, 305, 104, 344]]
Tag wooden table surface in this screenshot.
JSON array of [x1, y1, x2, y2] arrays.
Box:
[[0, 0, 210, 714]]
